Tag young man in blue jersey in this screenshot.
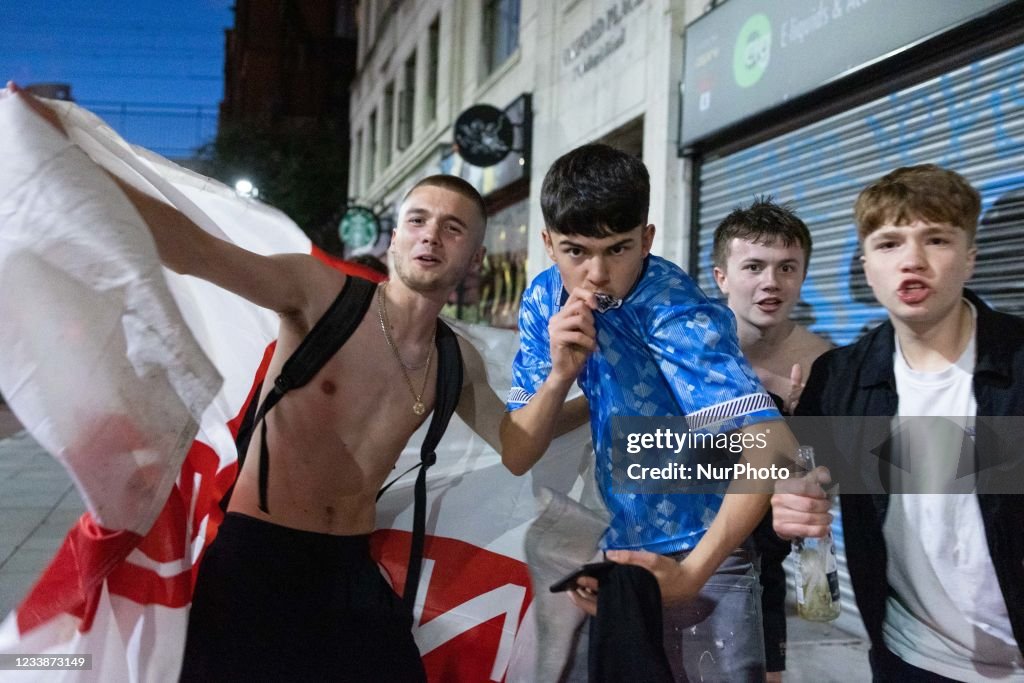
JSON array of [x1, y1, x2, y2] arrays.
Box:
[[500, 143, 798, 681]]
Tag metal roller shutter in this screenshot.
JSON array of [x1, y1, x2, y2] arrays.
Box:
[[693, 42, 1024, 639], [695, 43, 1024, 347]]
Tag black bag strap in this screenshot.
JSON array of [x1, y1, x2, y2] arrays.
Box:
[[232, 274, 464, 611], [232, 275, 377, 513], [376, 319, 463, 611]]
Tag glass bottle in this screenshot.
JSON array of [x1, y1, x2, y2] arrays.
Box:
[[792, 445, 841, 622]]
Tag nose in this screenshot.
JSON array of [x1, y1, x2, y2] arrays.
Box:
[[420, 220, 441, 245], [760, 267, 780, 291], [587, 257, 610, 288], [900, 240, 927, 271]]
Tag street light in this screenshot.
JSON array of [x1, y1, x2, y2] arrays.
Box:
[[234, 178, 259, 198]]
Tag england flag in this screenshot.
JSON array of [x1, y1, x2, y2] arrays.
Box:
[[0, 89, 597, 682]]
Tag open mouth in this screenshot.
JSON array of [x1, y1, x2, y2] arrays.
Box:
[[756, 297, 782, 311], [898, 281, 929, 304], [415, 254, 441, 265]]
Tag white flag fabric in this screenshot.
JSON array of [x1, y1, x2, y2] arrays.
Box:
[[0, 91, 595, 682]]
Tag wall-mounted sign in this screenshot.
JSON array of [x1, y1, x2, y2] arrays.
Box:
[[561, 0, 645, 79], [454, 104, 516, 167], [680, 0, 1013, 147], [338, 205, 380, 249], [444, 94, 532, 197]]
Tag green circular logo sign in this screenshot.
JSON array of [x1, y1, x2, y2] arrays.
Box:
[[339, 206, 380, 249], [733, 13, 771, 88]]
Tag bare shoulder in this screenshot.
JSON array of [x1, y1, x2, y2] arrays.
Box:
[[457, 334, 485, 388], [790, 324, 833, 363], [271, 254, 348, 334]]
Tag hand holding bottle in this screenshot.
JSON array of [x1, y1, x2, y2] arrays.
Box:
[[787, 446, 841, 621]]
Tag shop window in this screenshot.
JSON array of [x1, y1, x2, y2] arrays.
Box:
[[445, 198, 528, 328]]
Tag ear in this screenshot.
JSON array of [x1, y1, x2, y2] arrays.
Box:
[[542, 229, 556, 262], [389, 228, 398, 254], [641, 224, 656, 256], [712, 265, 728, 294], [472, 245, 486, 272], [966, 243, 977, 281]]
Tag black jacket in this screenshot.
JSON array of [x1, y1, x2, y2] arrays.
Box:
[[795, 289, 1024, 659]]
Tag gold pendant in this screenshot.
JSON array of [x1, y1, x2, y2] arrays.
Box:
[[413, 400, 426, 416]]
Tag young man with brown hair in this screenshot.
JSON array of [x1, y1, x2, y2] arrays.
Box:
[[713, 197, 831, 413], [713, 197, 832, 680], [772, 164, 1024, 681]]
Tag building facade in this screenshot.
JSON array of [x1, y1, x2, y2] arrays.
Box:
[[222, 0, 357, 127], [219, 0, 359, 250], [348, 0, 692, 327], [350, 0, 1024, 335]]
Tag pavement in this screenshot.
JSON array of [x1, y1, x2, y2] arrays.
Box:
[[0, 406, 86, 620], [0, 404, 872, 680]]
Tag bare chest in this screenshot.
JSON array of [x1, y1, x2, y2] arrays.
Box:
[[232, 315, 440, 532], [276, 319, 438, 467]]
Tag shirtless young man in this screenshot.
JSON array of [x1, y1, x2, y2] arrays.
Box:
[[8, 80, 500, 683], [713, 197, 831, 413], [712, 198, 832, 680], [175, 175, 498, 683]]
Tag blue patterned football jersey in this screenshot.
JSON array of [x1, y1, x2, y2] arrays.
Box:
[[507, 255, 780, 553]]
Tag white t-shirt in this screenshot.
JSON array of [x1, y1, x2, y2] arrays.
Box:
[[883, 303, 1024, 680]]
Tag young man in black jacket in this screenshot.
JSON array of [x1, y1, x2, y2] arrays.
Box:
[[772, 164, 1024, 681]]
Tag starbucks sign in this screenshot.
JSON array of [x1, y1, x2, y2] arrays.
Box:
[[339, 206, 380, 249]]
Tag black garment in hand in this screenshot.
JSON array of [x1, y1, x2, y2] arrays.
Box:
[[588, 564, 674, 683]]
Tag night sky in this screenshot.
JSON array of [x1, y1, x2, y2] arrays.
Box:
[[1, 1, 235, 154]]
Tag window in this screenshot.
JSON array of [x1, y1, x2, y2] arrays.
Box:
[[352, 129, 363, 195], [398, 53, 416, 150], [483, 0, 520, 76], [426, 16, 439, 123], [382, 83, 394, 168], [368, 109, 377, 185]]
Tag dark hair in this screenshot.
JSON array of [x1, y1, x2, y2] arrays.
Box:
[[540, 143, 649, 237], [404, 174, 488, 229], [854, 164, 980, 243], [712, 196, 812, 271]]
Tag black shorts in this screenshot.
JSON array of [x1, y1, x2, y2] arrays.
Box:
[[180, 513, 426, 682]]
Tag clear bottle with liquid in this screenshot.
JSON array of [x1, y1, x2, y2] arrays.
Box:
[[792, 445, 841, 622]]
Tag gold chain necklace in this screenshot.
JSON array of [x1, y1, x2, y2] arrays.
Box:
[[377, 282, 435, 416]]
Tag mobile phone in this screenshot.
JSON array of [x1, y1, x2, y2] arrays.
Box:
[[548, 560, 616, 593]]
